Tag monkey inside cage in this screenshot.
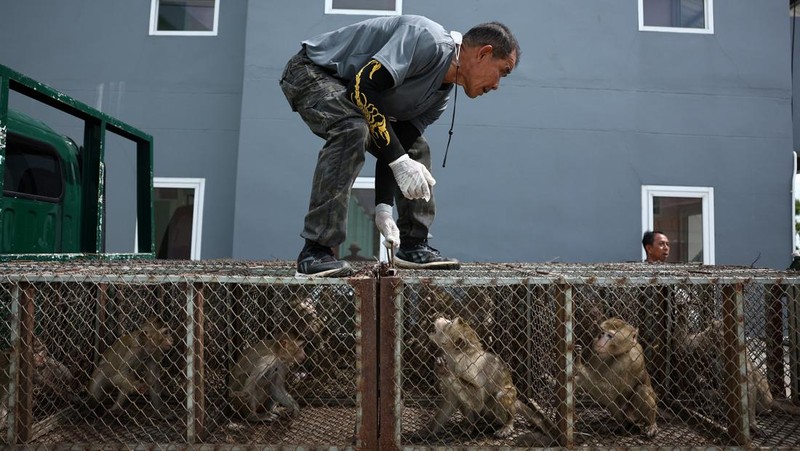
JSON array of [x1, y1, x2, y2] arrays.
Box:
[[0, 260, 799, 449], [397, 281, 558, 447], [393, 264, 800, 449], [201, 281, 361, 445], [0, 260, 365, 448]]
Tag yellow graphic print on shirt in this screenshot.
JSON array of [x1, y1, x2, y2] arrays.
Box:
[[352, 60, 390, 146]]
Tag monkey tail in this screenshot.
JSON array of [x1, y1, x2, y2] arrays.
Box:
[[771, 398, 800, 416], [515, 397, 559, 446]]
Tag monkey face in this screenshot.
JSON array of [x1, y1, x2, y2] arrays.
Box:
[[33, 350, 47, 368], [593, 318, 638, 357], [277, 337, 307, 366], [142, 327, 174, 353], [430, 317, 481, 355], [593, 330, 615, 354], [429, 317, 452, 348]]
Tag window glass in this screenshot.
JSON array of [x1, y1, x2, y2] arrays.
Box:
[[155, 187, 195, 259], [653, 196, 703, 263], [336, 177, 390, 262], [151, 0, 218, 35], [3, 135, 63, 201], [326, 0, 401, 16], [143, 177, 205, 259], [642, 185, 714, 264], [339, 185, 381, 262], [640, 0, 712, 33]]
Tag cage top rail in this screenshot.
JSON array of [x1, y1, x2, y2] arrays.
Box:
[[0, 260, 798, 285]]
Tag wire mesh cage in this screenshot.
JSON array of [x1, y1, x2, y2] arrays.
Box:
[[0, 260, 799, 450], [393, 263, 800, 449], [0, 259, 368, 448]]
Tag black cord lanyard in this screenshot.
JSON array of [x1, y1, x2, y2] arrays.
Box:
[[442, 65, 457, 168], [442, 37, 460, 168]]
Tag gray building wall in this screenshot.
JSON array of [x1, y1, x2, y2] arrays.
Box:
[[236, 0, 794, 268], [0, 0, 247, 258], [0, 1, 794, 268], [794, 16, 800, 155]]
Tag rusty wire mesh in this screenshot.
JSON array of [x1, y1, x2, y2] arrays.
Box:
[[0, 259, 366, 448], [0, 259, 798, 449], [394, 262, 800, 448]]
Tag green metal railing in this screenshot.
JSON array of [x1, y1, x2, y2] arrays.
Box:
[[0, 64, 154, 260]]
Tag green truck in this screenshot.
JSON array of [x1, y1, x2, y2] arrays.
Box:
[[0, 64, 154, 259]]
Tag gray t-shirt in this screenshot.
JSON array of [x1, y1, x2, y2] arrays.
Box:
[[302, 15, 457, 133]]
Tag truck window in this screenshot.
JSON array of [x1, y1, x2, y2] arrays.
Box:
[[2, 134, 63, 201]]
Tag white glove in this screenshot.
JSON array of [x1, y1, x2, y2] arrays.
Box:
[[375, 203, 400, 250], [388, 154, 436, 202]]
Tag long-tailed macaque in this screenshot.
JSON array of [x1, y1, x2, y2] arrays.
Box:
[[424, 316, 556, 442], [679, 319, 800, 428], [34, 350, 77, 398], [228, 335, 307, 422], [278, 297, 323, 342], [576, 317, 659, 438], [0, 337, 76, 423], [87, 317, 173, 413]]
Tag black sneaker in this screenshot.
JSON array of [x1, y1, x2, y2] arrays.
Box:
[[296, 241, 354, 277], [394, 241, 460, 270]]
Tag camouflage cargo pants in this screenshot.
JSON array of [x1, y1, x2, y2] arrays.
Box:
[[279, 49, 435, 249]]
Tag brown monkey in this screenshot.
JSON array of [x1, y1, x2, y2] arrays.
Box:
[[87, 317, 173, 412], [576, 317, 659, 438], [425, 316, 556, 441], [31, 338, 78, 401], [269, 297, 323, 364], [228, 335, 307, 422], [280, 297, 323, 341], [680, 320, 800, 427], [0, 337, 77, 424]]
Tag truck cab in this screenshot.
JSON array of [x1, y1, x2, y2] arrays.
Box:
[[1, 110, 83, 253]]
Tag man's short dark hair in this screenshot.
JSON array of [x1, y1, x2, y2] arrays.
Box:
[[642, 230, 666, 250], [463, 22, 521, 66]]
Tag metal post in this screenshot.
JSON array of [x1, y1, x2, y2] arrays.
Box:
[[14, 283, 34, 444], [790, 283, 800, 401], [378, 276, 400, 451], [135, 138, 155, 255], [81, 120, 105, 253], [185, 282, 206, 443], [767, 284, 786, 398], [556, 282, 574, 448], [721, 283, 750, 446], [353, 277, 378, 451], [5, 283, 19, 445], [0, 71, 8, 196], [649, 285, 671, 397]]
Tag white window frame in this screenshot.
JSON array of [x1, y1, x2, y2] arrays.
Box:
[[136, 177, 205, 260], [638, 0, 714, 34], [641, 185, 715, 264], [149, 0, 220, 36], [353, 176, 389, 262], [794, 151, 798, 251], [325, 0, 402, 16]]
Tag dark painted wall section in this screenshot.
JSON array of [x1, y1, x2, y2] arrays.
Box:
[[234, 0, 794, 267], [0, 0, 246, 258]]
